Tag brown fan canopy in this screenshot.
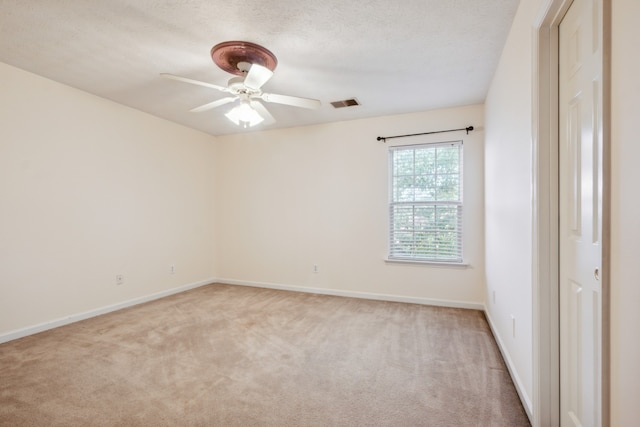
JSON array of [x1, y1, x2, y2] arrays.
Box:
[[211, 41, 278, 76]]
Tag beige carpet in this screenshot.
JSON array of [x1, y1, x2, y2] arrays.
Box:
[[0, 283, 530, 426]]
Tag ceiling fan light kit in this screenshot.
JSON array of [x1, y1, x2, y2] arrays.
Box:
[[225, 101, 264, 128], [162, 41, 320, 129]]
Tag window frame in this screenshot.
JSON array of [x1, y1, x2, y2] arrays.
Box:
[[387, 140, 464, 264]]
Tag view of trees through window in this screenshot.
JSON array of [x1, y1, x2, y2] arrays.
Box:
[[389, 142, 463, 262]]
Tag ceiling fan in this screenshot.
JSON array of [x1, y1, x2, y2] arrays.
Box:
[[161, 41, 321, 128]]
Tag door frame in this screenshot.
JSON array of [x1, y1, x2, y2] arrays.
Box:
[[531, 0, 611, 426]]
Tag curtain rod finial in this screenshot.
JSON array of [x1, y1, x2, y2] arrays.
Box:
[[466, 126, 474, 134]]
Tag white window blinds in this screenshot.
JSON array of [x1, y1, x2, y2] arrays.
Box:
[[389, 141, 463, 263]]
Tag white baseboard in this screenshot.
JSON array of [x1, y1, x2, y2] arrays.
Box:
[[217, 278, 485, 310], [0, 278, 216, 344], [484, 308, 533, 423]]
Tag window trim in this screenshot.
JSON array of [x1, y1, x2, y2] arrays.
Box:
[[384, 258, 470, 268], [387, 140, 464, 264]]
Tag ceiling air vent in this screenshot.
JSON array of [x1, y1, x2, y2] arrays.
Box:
[[330, 98, 360, 108]]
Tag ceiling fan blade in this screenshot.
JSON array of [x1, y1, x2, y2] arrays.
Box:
[[160, 73, 229, 92], [190, 97, 237, 113], [243, 64, 274, 90], [260, 92, 321, 109], [250, 100, 276, 125]]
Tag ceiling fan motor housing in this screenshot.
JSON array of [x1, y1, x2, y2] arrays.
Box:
[[227, 76, 247, 90]]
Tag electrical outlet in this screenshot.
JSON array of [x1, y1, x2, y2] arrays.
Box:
[[170, 264, 175, 274], [313, 264, 319, 274], [116, 274, 124, 285]]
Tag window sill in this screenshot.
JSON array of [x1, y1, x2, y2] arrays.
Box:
[[385, 258, 470, 268]]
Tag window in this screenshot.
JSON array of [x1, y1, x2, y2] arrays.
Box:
[[388, 141, 463, 263]]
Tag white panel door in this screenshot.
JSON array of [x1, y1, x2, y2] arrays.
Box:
[[559, 0, 603, 426]]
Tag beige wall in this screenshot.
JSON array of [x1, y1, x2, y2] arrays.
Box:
[[484, 0, 540, 414], [214, 105, 486, 306], [0, 62, 217, 337], [610, 0, 640, 423], [0, 61, 486, 340]]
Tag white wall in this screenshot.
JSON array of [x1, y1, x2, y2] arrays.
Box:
[[484, 0, 540, 414], [610, 0, 640, 423], [0, 62, 217, 337], [214, 105, 486, 306]]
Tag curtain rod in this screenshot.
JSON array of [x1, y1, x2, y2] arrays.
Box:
[[376, 126, 474, 143]]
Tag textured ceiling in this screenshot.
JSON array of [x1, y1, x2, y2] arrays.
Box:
[[0, 0, 520, 136]]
